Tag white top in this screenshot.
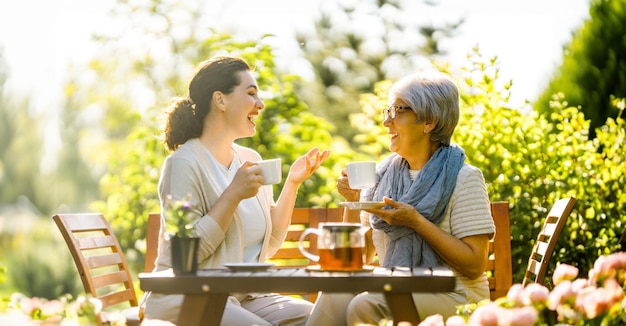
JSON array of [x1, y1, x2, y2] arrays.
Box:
[[210, 149, 266, 263]]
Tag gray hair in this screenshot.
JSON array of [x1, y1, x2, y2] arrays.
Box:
[[389, 73, 459, 146]]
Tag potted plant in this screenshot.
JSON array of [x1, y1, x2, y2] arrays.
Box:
[[164, 194, 200, 275]]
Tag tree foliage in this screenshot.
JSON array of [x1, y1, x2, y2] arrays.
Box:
[[76, 0, 355, 273], [295, 0, 463, 143], [535, 0, 626, 137]]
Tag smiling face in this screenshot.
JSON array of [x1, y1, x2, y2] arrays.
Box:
[[384, 73, 460, 168], [383, 98, 431, 160], [220, 70, 265, 139], [383, 96, 434, 168]]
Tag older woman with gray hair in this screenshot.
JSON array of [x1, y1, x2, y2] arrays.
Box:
[[307, 72, 495, 325]]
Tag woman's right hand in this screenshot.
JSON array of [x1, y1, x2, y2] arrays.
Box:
[[337, 168, 361, 202], [226, 161, 264, 200]]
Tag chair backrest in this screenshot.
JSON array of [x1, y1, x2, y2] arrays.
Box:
[[487, 201, 513, 300], [53, 213, 139, 312], [144, 212, 161, 273], [522, 197, 577, 287], [267, 207, 344, 266]]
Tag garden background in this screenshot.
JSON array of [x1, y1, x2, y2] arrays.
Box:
[[0, 0, 625, 307]]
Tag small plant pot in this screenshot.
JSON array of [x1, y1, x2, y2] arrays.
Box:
[[171, 236, 200, 275]]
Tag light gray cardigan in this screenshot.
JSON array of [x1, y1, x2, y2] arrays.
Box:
[[143, 138, 288, 321]]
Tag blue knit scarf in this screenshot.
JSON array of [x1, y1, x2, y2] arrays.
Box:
[[368, 144, 465, 268]]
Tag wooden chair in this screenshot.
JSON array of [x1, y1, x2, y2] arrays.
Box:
[[487, 201, 513, 300], [522, 197, 577, 287], [144, 212, 161, 273], [53, 213, 141, 326]]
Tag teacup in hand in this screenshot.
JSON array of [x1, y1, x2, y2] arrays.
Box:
[[346, 161, 376, 189], [255, 158, 282, 185]]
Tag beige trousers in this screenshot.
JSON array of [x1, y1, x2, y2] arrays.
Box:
[[143, 292, 312, 326], [223, 293, 313, 326], [305, 291, 466, 326]]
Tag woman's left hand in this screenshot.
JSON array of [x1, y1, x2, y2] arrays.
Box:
[[286, 148, 331, 185], [364, 197, 421, 230]]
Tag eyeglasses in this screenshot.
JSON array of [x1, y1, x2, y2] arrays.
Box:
[[383, 106, 412, 120]]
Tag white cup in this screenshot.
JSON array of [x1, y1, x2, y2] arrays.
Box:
[[255, 158, 282, 185], [346, 161, 376, 189]]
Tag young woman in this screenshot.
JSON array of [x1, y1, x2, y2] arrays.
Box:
[[143, 56, 329, 325]]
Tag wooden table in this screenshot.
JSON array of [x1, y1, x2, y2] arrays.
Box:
[[139, 266, 455, 326]]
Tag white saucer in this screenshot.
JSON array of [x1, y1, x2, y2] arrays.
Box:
[[339, 201, 386, 210], [223, 262, 275, 272]]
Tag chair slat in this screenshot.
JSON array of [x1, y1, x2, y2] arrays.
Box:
[[522, 197, 577, 287], [284, 230, 305, 242], [535, 241, 549, 256], [59, 214, 109, 231], [86, 253, 124, 269], [543, 223, 557, 235], [92, 270, 132, 288], [98, 289, 138, 308], [290, 210, 311, 224], [76, 235, 117, 250], [526, 260, 541, 274], [269, 248, 305, 260]]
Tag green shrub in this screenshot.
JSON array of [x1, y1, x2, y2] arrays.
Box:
[[6, 218, 81, 299]]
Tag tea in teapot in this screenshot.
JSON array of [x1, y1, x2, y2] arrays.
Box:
[[298, 222, 366, 270]]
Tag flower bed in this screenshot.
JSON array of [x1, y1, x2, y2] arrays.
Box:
[[419, 252, 626, 325], [0, 293, 125, 325]]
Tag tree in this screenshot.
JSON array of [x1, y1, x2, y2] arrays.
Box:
[[0, 51, 46, 212], [295, 0, 463, 142], [534, 0, 626, 138]]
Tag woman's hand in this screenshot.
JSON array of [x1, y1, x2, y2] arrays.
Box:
[[285, 148, 330, 185], [337, 168, 361, 202], [225, 161, 263, 200], [364, 197, 421, 230]]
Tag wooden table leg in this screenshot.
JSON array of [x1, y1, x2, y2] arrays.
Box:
[[384, 293, 420, 326], [178, 293, 228, 326]]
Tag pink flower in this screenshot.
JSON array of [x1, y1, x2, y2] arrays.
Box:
[[467, 303, 500, 326], [548, 280, 575, 310], [571, 278, 589, 293], [39, 299, 65, 319], [418, 314, 444, 326], [507, 283, 525, 306], [521, 283, 549, 306], [591, 252, 626, 283], [509, 306, 538, 326], [603, 278, 625, 303], [553, 263, 579, 285], [575, 285, 614, 319], [445, 315, 467, 326]]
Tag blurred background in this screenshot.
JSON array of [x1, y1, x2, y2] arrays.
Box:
[[1, 0, 624, 307]]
